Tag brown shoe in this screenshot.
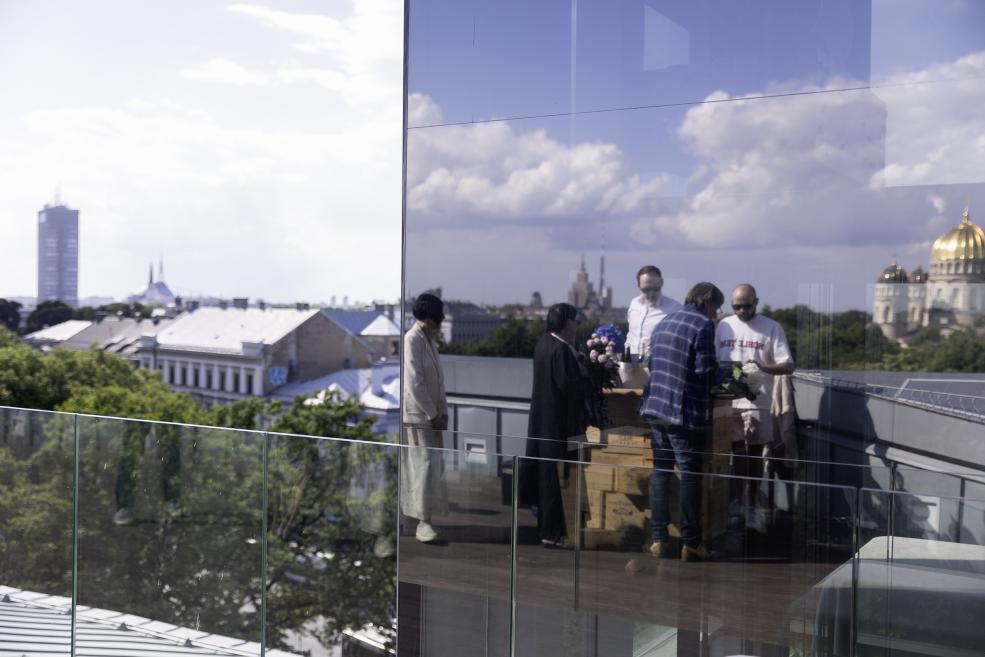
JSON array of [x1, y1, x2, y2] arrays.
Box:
[[681, 544, 713, 562], [648, 541, 671, 558]]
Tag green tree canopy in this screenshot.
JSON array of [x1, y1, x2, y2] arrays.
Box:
[[0, 299, 21, 333]]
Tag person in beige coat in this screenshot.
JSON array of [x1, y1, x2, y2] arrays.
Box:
[[401, 293, 449, 543]]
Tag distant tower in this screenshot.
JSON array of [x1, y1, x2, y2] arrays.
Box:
[[148, 262, 154, 286], [158, 258, 165, 283], [37, 202, 79, 307]]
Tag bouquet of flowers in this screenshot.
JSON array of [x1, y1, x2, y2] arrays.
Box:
[[583, 324, 624, 392], [713, 362, 759, 401]]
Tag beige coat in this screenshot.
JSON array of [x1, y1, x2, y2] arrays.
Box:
[[402, 322, 447, 426]]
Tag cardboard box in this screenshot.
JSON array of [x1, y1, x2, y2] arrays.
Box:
[[588, 448, 652, 468], [603, 492, 650, 531], [605, 427, 651, 448]]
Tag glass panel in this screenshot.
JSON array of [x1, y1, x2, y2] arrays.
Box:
[[0, 407, 75, 656], [514, 455, 857, 657], [396, 437, 513, 657], [75, 415, 263, 655], [857, 489, 985, 656], [263, 432, 398, 656]]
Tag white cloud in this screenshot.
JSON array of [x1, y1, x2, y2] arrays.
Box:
[[181, 58, 270, 86], [406, 93, 677, 223], [226, 1, 402, 108], [873, 50, 985, 187]]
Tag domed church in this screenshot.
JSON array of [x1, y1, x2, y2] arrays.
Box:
[[873, 209, 985, 341]]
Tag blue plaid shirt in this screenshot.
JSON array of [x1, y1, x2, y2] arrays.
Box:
[[640, 304, 720, 429]]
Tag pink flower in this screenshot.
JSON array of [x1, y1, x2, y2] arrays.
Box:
[[598, 354, 608, 364], [600, 336, 609, 345], [586, 339, 594, 347], [590, 350, 599, 361]]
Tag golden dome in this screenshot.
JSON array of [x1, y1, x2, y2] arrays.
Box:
[[931, 209, 985, 262]]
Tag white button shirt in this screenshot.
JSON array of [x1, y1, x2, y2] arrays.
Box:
[[625, 294, 683, 360]]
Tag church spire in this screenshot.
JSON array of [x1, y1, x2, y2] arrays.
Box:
[[158, 258, 165, 282], [148, 262, 154, 286]]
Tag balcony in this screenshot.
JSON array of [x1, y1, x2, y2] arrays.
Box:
[[3, 403, 983, 657]]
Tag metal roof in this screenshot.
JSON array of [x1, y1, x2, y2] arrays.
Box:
[[24, 320, 92, 343], [154, 308, 318, 355], [321, 310, 383, 336], [0, 585, 298, 657]]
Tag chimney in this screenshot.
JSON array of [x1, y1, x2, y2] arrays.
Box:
[[233, 297, 249, 310], [296, 302, 310, 311], [219, 300, 229, 310], [186, 300, 200, 312], [386, 304, 395, 320], [258, 299, 267, 311]]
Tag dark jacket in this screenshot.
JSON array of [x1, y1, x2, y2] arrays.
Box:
[[526, 334, 588, 457]]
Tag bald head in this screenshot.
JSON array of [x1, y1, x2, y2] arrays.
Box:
[[731, 283, 758, 322]]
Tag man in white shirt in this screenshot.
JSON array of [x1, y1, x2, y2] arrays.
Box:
[[715, 284, 794, 530], [626, 265, 682, 361]]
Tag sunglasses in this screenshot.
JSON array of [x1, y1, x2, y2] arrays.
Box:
[[732, 303, 755, 310], [640, 285, 662, 293]]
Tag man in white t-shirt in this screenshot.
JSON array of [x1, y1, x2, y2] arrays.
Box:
[[626, 265, 683, 361], [716, 284, 794, 527]]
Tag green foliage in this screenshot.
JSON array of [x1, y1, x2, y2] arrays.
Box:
[[0, 299, 21, 333], [880, 329, 985, 372], [26, 300, 73, 333], [443, 317, 545, 357], [760, 305, 900, 370], [0, 335, 396, 652]]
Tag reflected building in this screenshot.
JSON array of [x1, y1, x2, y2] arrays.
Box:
[[874, 209, 985, 340], [36, 203, 79, 308], [567, 255, 614, 316]]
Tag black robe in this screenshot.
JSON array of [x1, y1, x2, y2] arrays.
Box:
[[518, 334, 588, 512]]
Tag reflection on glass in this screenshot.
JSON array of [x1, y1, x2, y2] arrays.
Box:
[[265, 434, 397, 656], [0, 407, 75, 655], [76, 416, 263, 654], [396, 444, 512, 657]]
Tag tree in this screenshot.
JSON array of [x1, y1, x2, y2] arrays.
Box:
[[25, 300, 74, 333], [0, 299, 21, 333], [0, 337, 396, 652]]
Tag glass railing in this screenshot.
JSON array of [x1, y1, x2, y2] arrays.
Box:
[[2, 404, 984, 656]]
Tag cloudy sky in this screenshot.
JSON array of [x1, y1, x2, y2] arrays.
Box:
[[0, 0, 403, 304], [404, 0, 985, 311]]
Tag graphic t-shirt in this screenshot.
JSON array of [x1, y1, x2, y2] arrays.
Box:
[[715, 314, 792, 410]]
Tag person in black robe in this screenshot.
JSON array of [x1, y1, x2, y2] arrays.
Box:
[[520, 302, 588, 547]]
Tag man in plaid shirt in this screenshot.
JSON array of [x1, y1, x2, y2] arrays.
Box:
[[641, 282, 724, 561]]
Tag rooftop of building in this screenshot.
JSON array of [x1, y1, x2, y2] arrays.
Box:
[[24, 319, 92, 344], [154, 307, 319, 355], [323, 309, 400, 337]]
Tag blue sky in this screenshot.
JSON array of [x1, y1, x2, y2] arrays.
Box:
[[405, 0, 985, 310]]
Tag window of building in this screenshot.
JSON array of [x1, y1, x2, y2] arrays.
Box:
[[232, 371, 240, 393], [168, 365, 175, 384], [193, 368, 200, 388], [246, 373, 254, 394], [206, 370, 213, 389], [180, 366, 187, 386]]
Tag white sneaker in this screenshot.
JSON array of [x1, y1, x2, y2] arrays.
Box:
[[415, 521, 438, 543]]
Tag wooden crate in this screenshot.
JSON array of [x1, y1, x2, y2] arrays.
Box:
[[583, 464, 614, 491], [585, 488, 604, 529], [603, 492, 650, 531], [612, 465, 650, 495]]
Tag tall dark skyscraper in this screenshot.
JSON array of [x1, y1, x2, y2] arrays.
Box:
[[37, 203, 79, 307]]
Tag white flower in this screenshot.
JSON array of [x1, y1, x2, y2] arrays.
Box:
[[741, 362, 764, 389], [598, 354, 608, 364], [600, 336, 609, 344], [590, 350, 598, 361], [586, 339, 594, 347]]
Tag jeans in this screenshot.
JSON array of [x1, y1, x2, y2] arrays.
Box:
[[648, 423, 707, 547]]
